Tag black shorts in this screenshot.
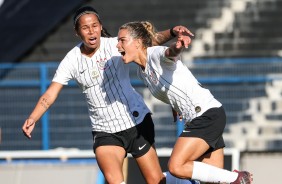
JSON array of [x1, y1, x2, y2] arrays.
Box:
[[180, 106, 226, 154], [92, 113, 155, 158]]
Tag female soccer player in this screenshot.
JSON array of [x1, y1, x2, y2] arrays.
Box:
[[116, 21, 253, 184], [22, 6, 196, 184]]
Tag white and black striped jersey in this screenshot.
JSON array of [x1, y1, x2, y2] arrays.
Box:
[[53, 37, 150, 133], [137, 46, 221, 123]]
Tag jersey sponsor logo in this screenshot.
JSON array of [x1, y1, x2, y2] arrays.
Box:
[[138, 144, 147, 150], [89, 65, 99, 79]]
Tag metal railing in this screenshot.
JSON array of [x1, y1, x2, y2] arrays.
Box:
[[1, 58, 282, 150]]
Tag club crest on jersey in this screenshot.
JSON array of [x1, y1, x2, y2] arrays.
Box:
[[149, 70, 158, 85], [97, 57, 109, 70]]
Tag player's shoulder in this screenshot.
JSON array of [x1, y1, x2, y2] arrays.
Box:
[[100, 37, 120, 56], [60, 43, 82, 65], [147, 46, 167, 62], [65, 43, 82, 57], [148, 46, 167, 54]]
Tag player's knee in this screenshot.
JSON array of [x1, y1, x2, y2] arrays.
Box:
[[104, 172, 124, 184], [168, 160, 193, 178], [168, 162, 180, 177], [145, 173, 165, 184]]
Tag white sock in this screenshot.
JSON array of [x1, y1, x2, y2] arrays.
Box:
[[192, 161, 238, 183], [164, 172, 199, 184]]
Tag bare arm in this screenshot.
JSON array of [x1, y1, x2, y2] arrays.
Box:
[[165, 35, 191, 59], [22, 82, 63, 139], [153, 26, 194, 46]]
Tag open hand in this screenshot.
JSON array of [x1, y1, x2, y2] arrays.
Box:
[[176, 35, 191, 49], [172, 25, 194, 37]]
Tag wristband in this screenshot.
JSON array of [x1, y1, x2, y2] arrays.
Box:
[[170, 27, 177, 37]]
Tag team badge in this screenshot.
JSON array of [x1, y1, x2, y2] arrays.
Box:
[[97, 57, 109, 70]]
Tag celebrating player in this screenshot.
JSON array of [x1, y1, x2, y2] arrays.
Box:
[[116, 21, 253, 184]]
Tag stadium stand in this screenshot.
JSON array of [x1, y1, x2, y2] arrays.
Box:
[[0, 0, 89, 62], [188, 0, 282, 59], [21, 0, 229, 62]]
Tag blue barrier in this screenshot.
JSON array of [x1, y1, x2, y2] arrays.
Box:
[[1, 59, 282, 151]]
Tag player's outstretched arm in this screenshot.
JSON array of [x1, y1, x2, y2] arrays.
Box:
[[22, 82, 63, 139], [165, 35, 191, 59], [154, 25, 194, 46]]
